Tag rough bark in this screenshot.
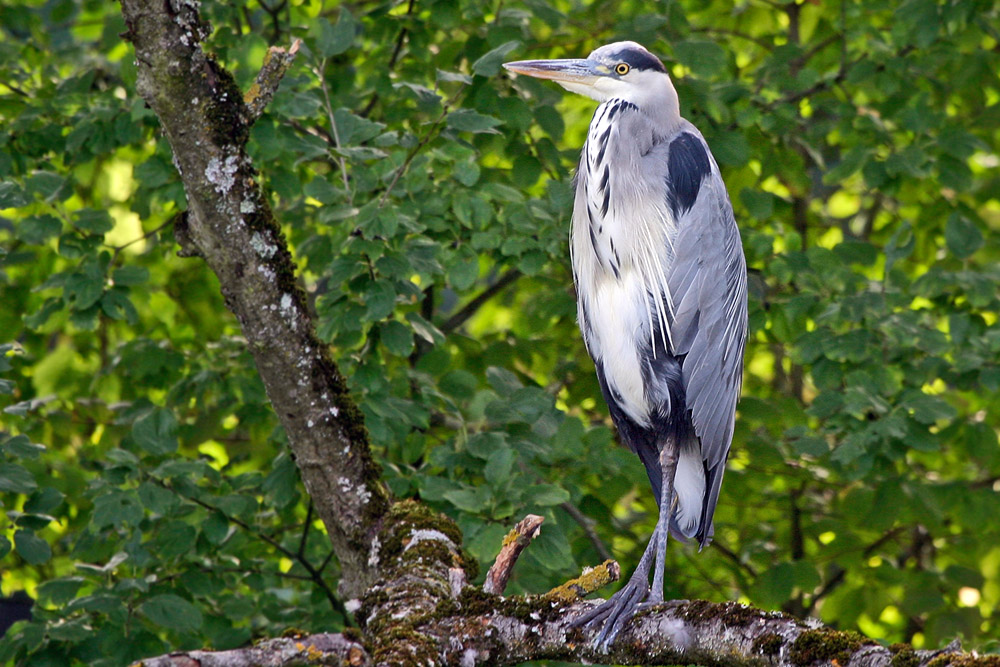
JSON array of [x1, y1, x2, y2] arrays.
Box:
[[119, 0, 388, 599], [119, 2, 998, 666]]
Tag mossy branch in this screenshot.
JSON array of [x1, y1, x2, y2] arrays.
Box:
[[484, 514, 545, 595], [245, 39, 301, 121]]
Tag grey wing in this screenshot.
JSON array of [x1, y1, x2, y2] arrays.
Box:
[[663, 129, 748, 541]]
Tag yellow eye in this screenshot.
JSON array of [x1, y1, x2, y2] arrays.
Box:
[[615, 63, 630, 75]]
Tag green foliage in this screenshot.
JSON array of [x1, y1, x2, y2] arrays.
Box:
[[2, 0, 1000, 664]]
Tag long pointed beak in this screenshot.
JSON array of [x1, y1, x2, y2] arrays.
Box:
[[502, 58, 601, 84]]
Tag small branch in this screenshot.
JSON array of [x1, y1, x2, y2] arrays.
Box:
[[441, 268, 522, 333], [107, 215, 175, 264], [544, 559, 620, 602], [484, 514, 545, 594], [316, 58, 352, 202], [158, 478, 350, 622], [244, 39, 301, 122], [377, 112, 447, 207], [712, 540, 759, 579], [359, 0, 416, 117], [297, 500, 313, 557], [560, 501, 612, 562]]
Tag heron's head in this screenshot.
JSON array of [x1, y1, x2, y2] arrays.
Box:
[[503, 41, 675, 108]]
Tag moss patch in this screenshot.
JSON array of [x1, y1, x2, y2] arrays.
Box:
[[753, 632, 784, 656], [678, 599, 768, 628], [203, 55, 249, 148], [370, 625, 438, 665], [376, 500, 470, 573], [927, 654, 1000, 667], [890, 643, 919, 667], [789, 628, 873, 665]]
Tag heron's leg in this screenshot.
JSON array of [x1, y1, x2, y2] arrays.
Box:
[[571, 442, 680, 650], [571, 528, 659, 650], [648, 442, 679, 604]]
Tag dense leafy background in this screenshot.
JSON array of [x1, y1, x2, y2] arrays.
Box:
[[2, 0, 999, 664]]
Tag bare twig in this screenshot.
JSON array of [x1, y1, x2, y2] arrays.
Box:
[[360, 0, 416, 118], [711, 540, 758, 579], [316, 58, 352, 203], [245, 39, 301, 122], [560, 501, 612, 562], [484, 514, 545, 594], [107, 215, 175, 264], [441, 268, 522, 333]]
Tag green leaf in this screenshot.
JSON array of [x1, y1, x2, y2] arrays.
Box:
[[132, 407, 179, 455], [47, 617, 91, 642], [333, 108, 386, 145], [472, 40, 521, 77], [14, 530, 51, 565], [37, 577, 85, 605], [363, 281, 396, 321], [484, 447, 515, 485], [152, 521, 198, 557], [448, 247, 479, 290], [92, 490, 144, 528], [0, 182, 29, 208], [443, 486, 491, 512], [439, 369, 478, 398], [381, 320, 414, 356], [73, 208, 114, 234], [26, 171, 71, 201], [523, 484, 569, 506], [64, 268, 105, 310], [101, 288, 139, 324], [16, 215, 62, 244], [137, 481, 177, 515], [0, 463, 38, 494], [901, 391, 956, 424], [751, 562, 794, 609], [262, 452, 299, 509], [140, 594, 204, 633], [791, 436, 829, 457], [407, 312, 445, 345], [672, 40, 728, 77], [446, 109, 504, 134], [465, 432, 506, 459], [465, 523, 507, 562], [202, 511, 231, 545], [944, 213, 983, 259], [112, 265, 149, 286], [486, 367, 522, 393], [314, 10, 356, 58], [740, 189, 775, 220], [24, 486, 64, 514]]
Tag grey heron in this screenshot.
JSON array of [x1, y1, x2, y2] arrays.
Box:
[[503, 42, 748, 649]]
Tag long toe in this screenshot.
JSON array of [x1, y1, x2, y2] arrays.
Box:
[[569, 586, 627, 629], [594, 579, 647, 651]]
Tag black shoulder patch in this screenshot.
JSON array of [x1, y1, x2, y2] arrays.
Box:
[[666, 132, 712, 218]]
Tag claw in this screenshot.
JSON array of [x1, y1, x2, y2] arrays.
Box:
[[570, 567, 652, 650]]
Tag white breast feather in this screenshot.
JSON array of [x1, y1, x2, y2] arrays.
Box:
[[575, 100, 680, 426]]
